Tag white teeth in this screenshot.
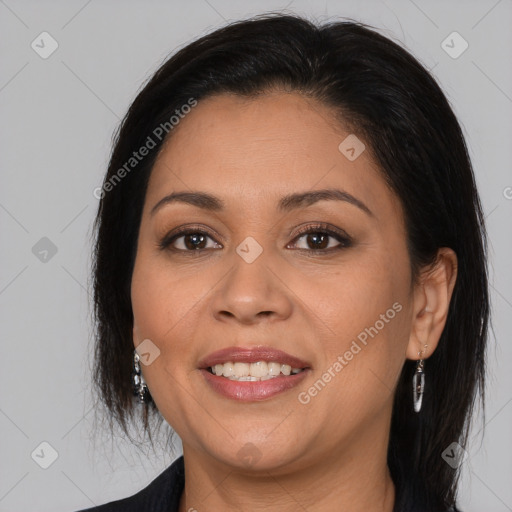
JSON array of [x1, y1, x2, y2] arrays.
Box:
[[209, 361, 304, 380], [250, 361, 268, 377], [268, 362, 281, 375], [222, 362, 235, 377], [233, 362, 249, 377], [281, 364, 291, 376]]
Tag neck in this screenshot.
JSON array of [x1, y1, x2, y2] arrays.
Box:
[[178, 416, 396, 512]]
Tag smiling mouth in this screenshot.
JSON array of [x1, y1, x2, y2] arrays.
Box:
[[208, 361, 305, 381]]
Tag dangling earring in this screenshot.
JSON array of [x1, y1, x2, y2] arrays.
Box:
[[132, 350, 149, 403], [413, 344, 428, 413]]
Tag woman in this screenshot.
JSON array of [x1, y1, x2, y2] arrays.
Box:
[[80, 13, 489, 512]]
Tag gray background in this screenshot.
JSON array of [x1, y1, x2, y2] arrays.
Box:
[[1, 0, 511, 511]]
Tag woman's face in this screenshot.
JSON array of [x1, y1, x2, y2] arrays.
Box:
[[131, 91, 416, 472]]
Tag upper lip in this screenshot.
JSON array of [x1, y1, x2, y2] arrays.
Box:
[[198, 346, 311, 369]]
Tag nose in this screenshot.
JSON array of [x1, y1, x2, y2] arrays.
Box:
[[209, 244, 293, 325]]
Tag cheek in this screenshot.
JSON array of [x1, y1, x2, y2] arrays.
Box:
[[131, 256, 204, 349], [302, 250, 411, 408], [130, 252, 209, 424], [315, 250, 408, 343], [130, 245, 227, 398]]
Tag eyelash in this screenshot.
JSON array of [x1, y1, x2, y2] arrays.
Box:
[[158, 223, 352, 255]]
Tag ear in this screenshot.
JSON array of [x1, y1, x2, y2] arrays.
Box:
[[405, 247, 458, 361]]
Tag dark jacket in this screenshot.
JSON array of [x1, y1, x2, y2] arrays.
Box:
[[76, 456, 184, 512], [76, 456, 461, 512]]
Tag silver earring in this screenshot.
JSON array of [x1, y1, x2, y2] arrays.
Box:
[[132, 350, 149, 403], [413, 358, 425, 413], [413, 344, 428, 412]]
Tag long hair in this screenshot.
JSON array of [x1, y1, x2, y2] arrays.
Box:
[[91, 13, 489, 511]]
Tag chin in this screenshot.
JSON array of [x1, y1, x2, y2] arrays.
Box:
[[208, 438, 305, 473]]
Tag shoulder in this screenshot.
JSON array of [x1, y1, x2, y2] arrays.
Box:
[[74, 456, 184, 512]]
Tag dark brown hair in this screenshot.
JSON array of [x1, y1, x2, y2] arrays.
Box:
[[91, 13, 489, 512]]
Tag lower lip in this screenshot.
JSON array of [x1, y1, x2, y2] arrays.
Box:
[[200, 368, 309, 401]]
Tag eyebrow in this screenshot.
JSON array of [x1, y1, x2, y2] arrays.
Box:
[[150, 188, 373, 217]]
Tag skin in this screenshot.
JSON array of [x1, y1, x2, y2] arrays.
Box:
[[130, 91, 457, 512]]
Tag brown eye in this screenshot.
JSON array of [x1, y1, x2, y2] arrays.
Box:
[[301, 233, 330, 250], [182, 233, 208, 250], [288, 224, 352, 253], [160, 229, 222, 252]]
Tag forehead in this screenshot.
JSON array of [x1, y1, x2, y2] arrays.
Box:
[[145, 92, 399, 222]]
